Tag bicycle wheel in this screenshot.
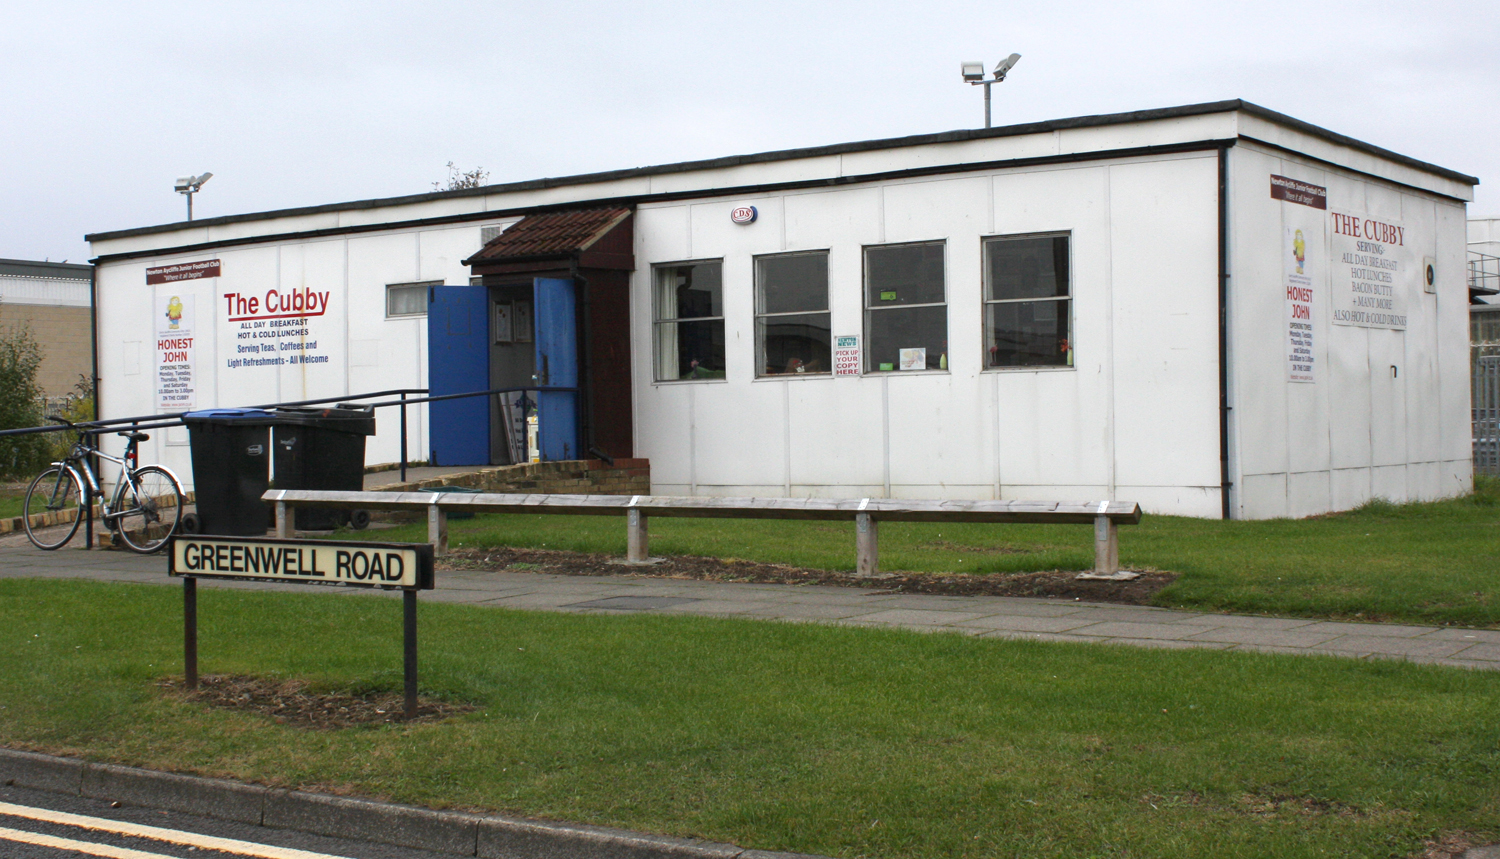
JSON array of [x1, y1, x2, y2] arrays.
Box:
[[22, 466, 85, 550], [114, 466, 184, 554]]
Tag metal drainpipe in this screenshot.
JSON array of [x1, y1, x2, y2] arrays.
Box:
[[88, 263, 101, 421], [1218, 142, 1236, 520]]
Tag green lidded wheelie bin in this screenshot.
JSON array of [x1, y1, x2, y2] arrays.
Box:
[[270, 404, 376, 530], [182, 408, 277, 536]]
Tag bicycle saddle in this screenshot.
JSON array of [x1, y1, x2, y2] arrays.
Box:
[[119, 431, 150, 442]]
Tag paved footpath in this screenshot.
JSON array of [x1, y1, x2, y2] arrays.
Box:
[[4, 544, 1500, 671]]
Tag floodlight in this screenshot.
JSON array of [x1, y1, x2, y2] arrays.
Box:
[[174, 171, 214, 220], [195, 172, 213, 187], [961, 61, 985, 82], [993, 53, 1021, 80]]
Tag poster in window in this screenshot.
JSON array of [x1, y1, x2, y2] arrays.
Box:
[[898, 347, 926, 371], [493, 302, 513, 344], [514, 301, 533, 343]]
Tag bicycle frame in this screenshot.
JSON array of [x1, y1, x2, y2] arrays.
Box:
[[62, 432, 184, 525]]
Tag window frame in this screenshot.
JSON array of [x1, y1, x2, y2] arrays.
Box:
[[861, 239, 949, 374], [754, 249, 833, 379], [385, 281, 439, 318], [980, 231, 1074, 372], [652, 259, 726, 383]]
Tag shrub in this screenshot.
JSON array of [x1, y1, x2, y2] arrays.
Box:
[[0, 319, 51, 477]]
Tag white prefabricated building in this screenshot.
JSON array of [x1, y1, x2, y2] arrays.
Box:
[[86, 99, 1478, 519]]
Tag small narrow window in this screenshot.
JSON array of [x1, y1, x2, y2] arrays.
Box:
[[387, 282, 436, 318], [654, 261, 725, 381], [864, 241, 947, 372], [756, 252, 830, 376], [983, 234, 1071, 368]]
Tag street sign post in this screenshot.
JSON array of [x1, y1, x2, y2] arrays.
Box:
[[168, 535, 435, 718]]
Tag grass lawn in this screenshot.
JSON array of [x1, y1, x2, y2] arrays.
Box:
[[1, 578, 1496, 858], [343, 480, 1500, 628], [0, 487, 26, 520]]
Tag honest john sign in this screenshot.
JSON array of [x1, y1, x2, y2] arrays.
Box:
[[170, 536, 434, 590]]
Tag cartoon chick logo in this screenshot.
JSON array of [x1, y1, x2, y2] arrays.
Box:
[[165, 296, 184, 330], [1293, 229, 1306, 275]]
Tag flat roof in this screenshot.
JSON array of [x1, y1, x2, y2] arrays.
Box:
[[0, 258, 93, 279], [87, 99, 1478, 245]]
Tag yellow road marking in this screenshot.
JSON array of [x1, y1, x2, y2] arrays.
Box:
[[0, 801, 354, 859], [0, 823, 177, 858]]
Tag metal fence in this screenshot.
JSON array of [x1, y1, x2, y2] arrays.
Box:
[[1475, 354, 1500, 475]]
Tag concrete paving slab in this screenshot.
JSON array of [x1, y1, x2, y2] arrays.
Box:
[[1296, 621, 1439, 639], [1101, 637, 1234, 651], [953, 614, 1104, 634], [1063, 621, 1205, 640], [850, 608, 989, 627], [664, 599, 783, 616], [1048, 606, 1206, 624], [1311, 636, 1473, 659], [1185, 627, 1343, 648], [1174, 614, 1318, 630], [740, 603, 885, 621], [1446, 643, 1500, 662], [1425, 628, 1500, 645]]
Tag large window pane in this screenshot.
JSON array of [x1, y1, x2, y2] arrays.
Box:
[[985, 300, 1070, 367], [866, 243, 945, 307], [387, 283, 433, 317], [758, 312, 831, 375], [984, 234, 1072, 368], [756, 252, 830, 377], [757, 254, 828, 315], [865, 305, 947, 371], [654, 261, 724, 381]]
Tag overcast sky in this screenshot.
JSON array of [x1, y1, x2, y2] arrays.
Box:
[[3, 0, 1497, 263]]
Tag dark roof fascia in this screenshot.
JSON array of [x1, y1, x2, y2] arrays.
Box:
[[0, 258, 94, 279], [90, 139, 1234, 265], [84, 99, 1476, 247]]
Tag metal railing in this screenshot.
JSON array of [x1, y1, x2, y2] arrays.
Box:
[[0, 384, 578, 548]]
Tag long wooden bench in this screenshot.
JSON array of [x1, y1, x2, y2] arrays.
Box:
[[262, 490, 1143, 577]]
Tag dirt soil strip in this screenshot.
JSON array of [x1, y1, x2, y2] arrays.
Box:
[[440, 546, 1176, 604]]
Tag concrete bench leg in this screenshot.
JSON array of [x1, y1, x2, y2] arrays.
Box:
[[275, 502, 294, 538], [428, 505, 448, 557], [627, 509, 648, 562], [855, 513, 878, 577], [1093, 515, 1119, 575]]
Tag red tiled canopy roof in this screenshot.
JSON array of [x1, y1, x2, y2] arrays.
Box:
[[464, 207, 632, 264]]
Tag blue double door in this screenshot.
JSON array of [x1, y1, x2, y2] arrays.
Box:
[[427, 277, 579, 465]]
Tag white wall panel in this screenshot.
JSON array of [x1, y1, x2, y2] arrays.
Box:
[[1107, 157, 1222, 492]]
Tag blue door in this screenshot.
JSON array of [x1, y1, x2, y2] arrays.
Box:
[[533, 277, 579, 461], [427, 284, 490, 465]]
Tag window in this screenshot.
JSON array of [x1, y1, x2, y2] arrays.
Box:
[[386, 281, 436, 317], [654, 261, 725, 381], [756, 252, 830, 376], [983, 234, 1071, 368], [864, 241, 946, 371]]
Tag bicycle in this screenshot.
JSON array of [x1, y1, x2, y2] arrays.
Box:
[[22, 418, 186, 553]]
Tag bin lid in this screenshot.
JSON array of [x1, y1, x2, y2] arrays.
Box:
[[184, 408, 276, 423], [270, 406, 376, 435]]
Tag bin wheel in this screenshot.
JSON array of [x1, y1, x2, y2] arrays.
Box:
[[181, 513, 201, 535], [350, 509, 370, 530]]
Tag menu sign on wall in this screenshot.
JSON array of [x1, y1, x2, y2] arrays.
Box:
[[1330, 211, 1410, 330], [1284, 227, 1315, 383], [156, 294, 196, 411], [223, 288, 335, 371]]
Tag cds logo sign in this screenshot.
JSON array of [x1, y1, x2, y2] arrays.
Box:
[[730, 206, 758, 225]]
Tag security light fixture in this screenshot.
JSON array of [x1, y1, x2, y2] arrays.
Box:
[[175, 172, 213, 220], [962, 53, 1022, 128]]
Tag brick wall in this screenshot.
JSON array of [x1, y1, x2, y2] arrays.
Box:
[[375, 458, 649, 496], [0, 304, 93, 398]]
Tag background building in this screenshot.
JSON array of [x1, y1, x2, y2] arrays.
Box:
[[0, 258, 94, 403]]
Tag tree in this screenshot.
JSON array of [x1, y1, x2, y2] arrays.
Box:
[[432, 162, 489, 192], [0, 313, 51, 477]]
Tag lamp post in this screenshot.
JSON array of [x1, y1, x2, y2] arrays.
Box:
[[962, 54, 1021, 129], [174, 172, 213, 220]]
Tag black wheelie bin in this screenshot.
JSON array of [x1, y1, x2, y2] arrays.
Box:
[[270, 404, 376, 530], [181, 408, 277, 536]]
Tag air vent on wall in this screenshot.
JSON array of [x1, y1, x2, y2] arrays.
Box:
[[480, 225, 503, 245]]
